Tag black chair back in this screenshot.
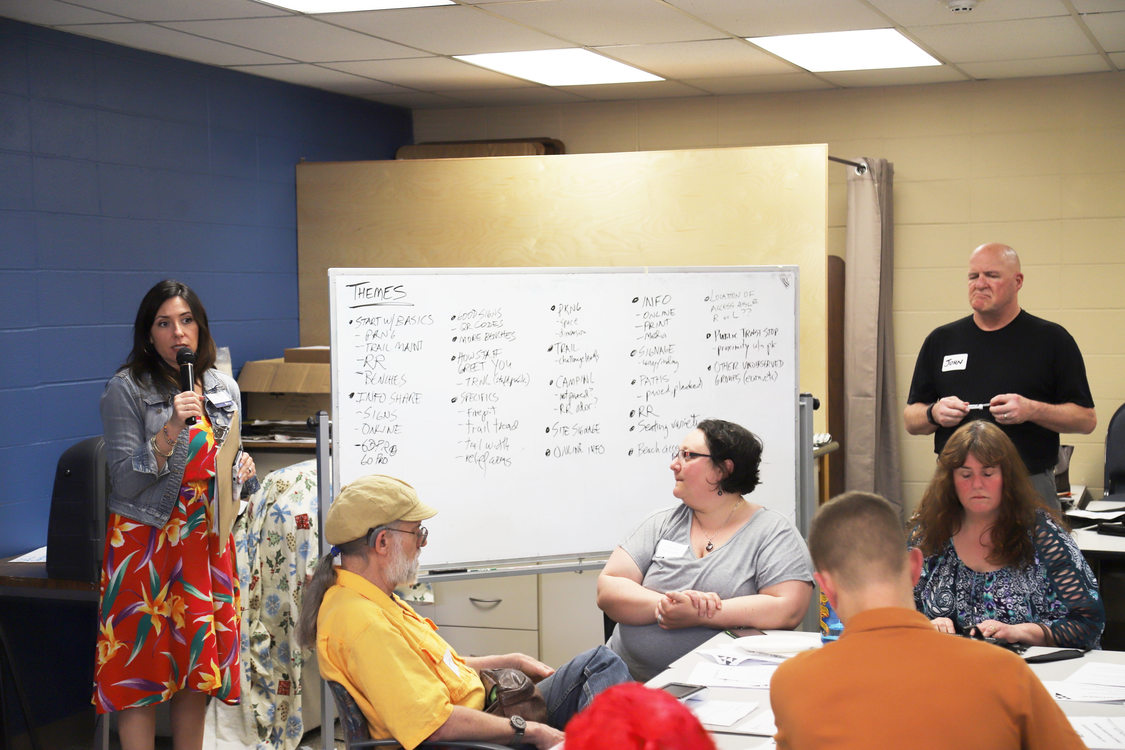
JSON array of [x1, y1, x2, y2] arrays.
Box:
[[1107, 403, 1125, 497], [324, 679, 508, 750]]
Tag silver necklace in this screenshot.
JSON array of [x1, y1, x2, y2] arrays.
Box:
[[700, 498, 742, 552]]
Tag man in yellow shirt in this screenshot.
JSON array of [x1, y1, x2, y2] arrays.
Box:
[[770, 491, 1085, 750], [298, 474, 629, 750]]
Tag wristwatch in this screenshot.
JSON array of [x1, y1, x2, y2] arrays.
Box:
[[509, 715, 526, 746], [926, 402, 939, 426]]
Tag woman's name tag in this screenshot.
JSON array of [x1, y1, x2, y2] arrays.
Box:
[[207, 390, 235, 408], [654, 539, 688, 559]]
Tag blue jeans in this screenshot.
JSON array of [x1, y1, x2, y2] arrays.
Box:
[[536, 645, 632, 729]]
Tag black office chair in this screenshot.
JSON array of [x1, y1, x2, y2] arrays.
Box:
[[326, 680, 508, 750], [1106, 402, 1125, 503]]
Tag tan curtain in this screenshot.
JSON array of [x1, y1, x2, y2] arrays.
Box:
[[843, 158, 903, 515]]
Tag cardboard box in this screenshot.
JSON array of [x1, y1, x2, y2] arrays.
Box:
[[284, 346, 330, 364], [238, 357, 330, 422]]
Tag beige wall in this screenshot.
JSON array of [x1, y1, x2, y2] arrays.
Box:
[[414, 72, 1125, 515], [297, 145, 827, 420]]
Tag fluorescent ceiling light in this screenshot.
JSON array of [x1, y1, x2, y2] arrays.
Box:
[[748, 28, 940, 72], [261, 0, 453, 12], [456, 49, 662, 86]]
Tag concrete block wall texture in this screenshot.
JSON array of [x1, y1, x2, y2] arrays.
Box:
[[414, 72, 1125, 516], [0, 18, 412, 557]]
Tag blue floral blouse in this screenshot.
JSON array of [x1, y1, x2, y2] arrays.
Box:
[[912, 510, 1104, 650]]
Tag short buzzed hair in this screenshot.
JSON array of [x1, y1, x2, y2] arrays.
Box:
[[808, 492, 907, 589]]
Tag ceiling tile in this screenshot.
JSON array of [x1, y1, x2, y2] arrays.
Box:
[[486, 0, 724, 46], [684, 72, 833, 95], [160, 15, 419, 61], [326, 56, 528, 88], [3, 0, 1117, 109], [66, 0, 288, 21], [1073, 0, 1125, 11], [596, 39, 797, 79], [1083, 11, 1125, 53], [959, 55, 1112, 79], [565, 79, 710, 101], [663, 0, 888, 37], [816, 65, 969, 88], [230, 61, 415, 93], [0, 0, 124, 25], [867, 0, 1069, 27], [910, 16, 1099, 63], [56, 21, 291, 65], [319, 6, 570, 55]]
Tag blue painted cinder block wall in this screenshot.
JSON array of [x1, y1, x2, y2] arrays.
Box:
[[0, 18, 413, 557]]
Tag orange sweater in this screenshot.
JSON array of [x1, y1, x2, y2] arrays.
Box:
[[770, 607, 1084, 750]]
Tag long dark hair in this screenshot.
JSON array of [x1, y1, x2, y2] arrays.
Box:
[[122, 280, 216, 391], [910, 420, 1055, 567], [697, 418, 763, 495]]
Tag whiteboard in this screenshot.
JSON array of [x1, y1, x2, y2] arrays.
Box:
[[329, 266, 799, 570]]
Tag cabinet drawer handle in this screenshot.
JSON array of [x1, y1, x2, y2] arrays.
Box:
[[469, 597, 502, 608]]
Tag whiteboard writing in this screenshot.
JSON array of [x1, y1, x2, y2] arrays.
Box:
[[330, 267, 799, 569]]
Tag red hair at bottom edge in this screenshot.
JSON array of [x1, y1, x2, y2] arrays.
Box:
[[563, 682, 717, 750]]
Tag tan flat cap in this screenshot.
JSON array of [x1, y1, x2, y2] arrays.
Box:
[[324, 474, 437, 545]]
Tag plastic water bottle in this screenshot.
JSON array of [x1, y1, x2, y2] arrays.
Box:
[[819, 590, 843, 643]]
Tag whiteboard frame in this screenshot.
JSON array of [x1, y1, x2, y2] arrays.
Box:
[[328, 265, 801, 571]]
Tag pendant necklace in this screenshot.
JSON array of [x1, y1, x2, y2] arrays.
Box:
[[701, 498, 742, 553]]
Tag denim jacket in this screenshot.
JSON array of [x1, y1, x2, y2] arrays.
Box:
[[100, 367, 259, 528]]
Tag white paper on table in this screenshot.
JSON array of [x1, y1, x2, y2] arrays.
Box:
[[1066, 663, 1125, 688], [1068, 507, 1125, 521], [1068, 716, 1125, 749], [736, 706, 778, 737], [699, 645, 785, 666], [1043, 681, 1125, 703], [687, 661, 777, 689], [9, 545, 47, 563], [733, 632, 821, 660], [684, 697, 757, 726]]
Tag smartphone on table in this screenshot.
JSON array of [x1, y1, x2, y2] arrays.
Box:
[[659, 682, 705, 700]]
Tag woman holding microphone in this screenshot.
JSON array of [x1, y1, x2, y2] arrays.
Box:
[[93, 280, 257, 750]]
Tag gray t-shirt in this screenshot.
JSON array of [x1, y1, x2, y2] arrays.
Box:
[[606, 503, 813, 681]]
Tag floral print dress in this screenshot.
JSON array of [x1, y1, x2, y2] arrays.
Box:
[[93, 413, 241, 712], [912, 510, 1104, 650]]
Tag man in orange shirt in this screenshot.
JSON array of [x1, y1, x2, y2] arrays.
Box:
[[770, 491, 1084, 750]]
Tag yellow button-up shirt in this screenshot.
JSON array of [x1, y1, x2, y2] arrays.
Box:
[[317, 569, 485, 750]]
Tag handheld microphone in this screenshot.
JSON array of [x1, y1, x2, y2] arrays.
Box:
[[176, 348, 197, 426]]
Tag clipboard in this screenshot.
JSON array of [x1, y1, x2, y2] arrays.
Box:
[[214, 410, 242, 553]]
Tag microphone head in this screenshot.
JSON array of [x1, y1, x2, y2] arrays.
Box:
[[176, 348, 196, 365]]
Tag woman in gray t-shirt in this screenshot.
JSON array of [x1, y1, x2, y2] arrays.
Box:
[[598, 419, 814, 681]]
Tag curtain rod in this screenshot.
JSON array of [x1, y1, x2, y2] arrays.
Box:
[[828, 155, 868, 174]]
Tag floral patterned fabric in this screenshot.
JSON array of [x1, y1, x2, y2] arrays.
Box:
[[93, 413, 241, 713], [912, 510, 1104, 650], [208, 459, 319, 750]]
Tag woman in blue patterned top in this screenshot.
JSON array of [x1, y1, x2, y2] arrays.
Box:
[[910, 420, 1104, 649]]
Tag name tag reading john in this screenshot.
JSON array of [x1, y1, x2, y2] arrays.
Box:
[[654, 539, 688, 559], [942, 354, 968, 372]]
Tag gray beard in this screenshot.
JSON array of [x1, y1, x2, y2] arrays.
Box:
[[389, 546, 419, 589]]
